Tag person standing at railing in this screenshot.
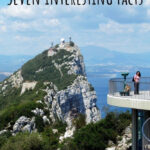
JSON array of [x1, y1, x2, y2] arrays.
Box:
[[133, 71, 141, 94]]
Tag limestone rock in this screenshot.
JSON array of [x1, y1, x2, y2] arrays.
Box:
[[13, 116, 35, 134], [8, 70, 23, 88], [31, 108, 44, 116], [0, 130, 7, 135], [21, 81, 37, 95], [43, 116, 50, 124], [44, 76, 101, 127], [59, 127, 75, 142], [52, 129, 58, 134]]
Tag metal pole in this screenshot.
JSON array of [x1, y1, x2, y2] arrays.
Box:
[[69, 37, 71, 42], [132, 109, 138, 150], [51, 42, 53, 48]]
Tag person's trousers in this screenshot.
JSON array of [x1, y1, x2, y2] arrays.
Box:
[[134, 82, 139, 94]]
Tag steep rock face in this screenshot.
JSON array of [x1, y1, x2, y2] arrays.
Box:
[[44, 76, 100, 127], [0, 42, 100, 135]]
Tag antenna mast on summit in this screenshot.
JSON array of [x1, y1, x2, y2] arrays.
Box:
[[69, 36, 71, 42], [51, 42, 54, 48]]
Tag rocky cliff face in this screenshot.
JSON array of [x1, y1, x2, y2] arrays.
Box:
[[0, 41, 100, 137], [45, 76, 100, 126]]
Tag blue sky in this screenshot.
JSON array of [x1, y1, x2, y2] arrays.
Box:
[[0, 0, 150, 55]]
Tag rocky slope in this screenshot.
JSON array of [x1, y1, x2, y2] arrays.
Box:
[[106, 124, 132, 150], [0, 41, 100, 137]]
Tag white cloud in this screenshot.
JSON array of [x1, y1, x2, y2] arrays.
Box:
[[43, 19, 60, 26], [0, 5, 35, 19], [139, 23, 150, 32], [0, 25, 7, 32], [99, 20, 134, 34], [14, 35, 31, 41], [98, 20, 150, 35], [147, 9, 150, 17], [11, 22, 30, 31], [0, 20, 4, 24], [0, 1, 150, 55], [42, 7, 57, 16], [144, 0, 150, 7], [142, 0, 150, 18]]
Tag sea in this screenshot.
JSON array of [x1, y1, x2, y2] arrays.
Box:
[[86, 65, 150, 118], [87, 73, 129, 118]]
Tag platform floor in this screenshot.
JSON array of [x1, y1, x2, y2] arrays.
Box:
[[113, 91, 150, 100]]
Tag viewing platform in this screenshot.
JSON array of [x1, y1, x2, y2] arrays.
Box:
[[107, 77, 150, 110]]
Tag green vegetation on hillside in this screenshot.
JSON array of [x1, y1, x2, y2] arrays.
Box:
[[0, 101, 43, 130], [0, 47, 78, 137], [73, 114, 86, 130], [61, 111, 131, 150], [0, 125, 66, 150], [0, 132, 55, 150], [0, 82, 46, 111], [0, 82, 47, 130], [0, 46, 132, 150], [0, 111, 131, 150], [21, 49, 77, 90]]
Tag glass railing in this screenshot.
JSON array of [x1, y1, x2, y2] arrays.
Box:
[[109, 77, 150, 100]]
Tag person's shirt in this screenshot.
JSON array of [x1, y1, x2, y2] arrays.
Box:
[[134, 74, 140, 83]]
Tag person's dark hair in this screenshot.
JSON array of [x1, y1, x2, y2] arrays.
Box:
[[136, 71, 141, 77]]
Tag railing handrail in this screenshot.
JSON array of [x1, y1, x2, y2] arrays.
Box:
[[109, 77, 150, 99], [110, 77, 150, 84]]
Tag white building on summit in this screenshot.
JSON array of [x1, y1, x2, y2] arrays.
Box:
[[60, 38, 65, 44], [48, 38, 76, 57], [59, 38, 65, 48]]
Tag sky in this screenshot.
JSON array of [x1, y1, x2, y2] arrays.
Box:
[[0, 0, 150, 55]]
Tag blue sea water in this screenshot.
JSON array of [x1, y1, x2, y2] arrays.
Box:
[[87, 74, 129, 118]]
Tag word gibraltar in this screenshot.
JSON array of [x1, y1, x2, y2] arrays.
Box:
[[8, 0, 143, 5]]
